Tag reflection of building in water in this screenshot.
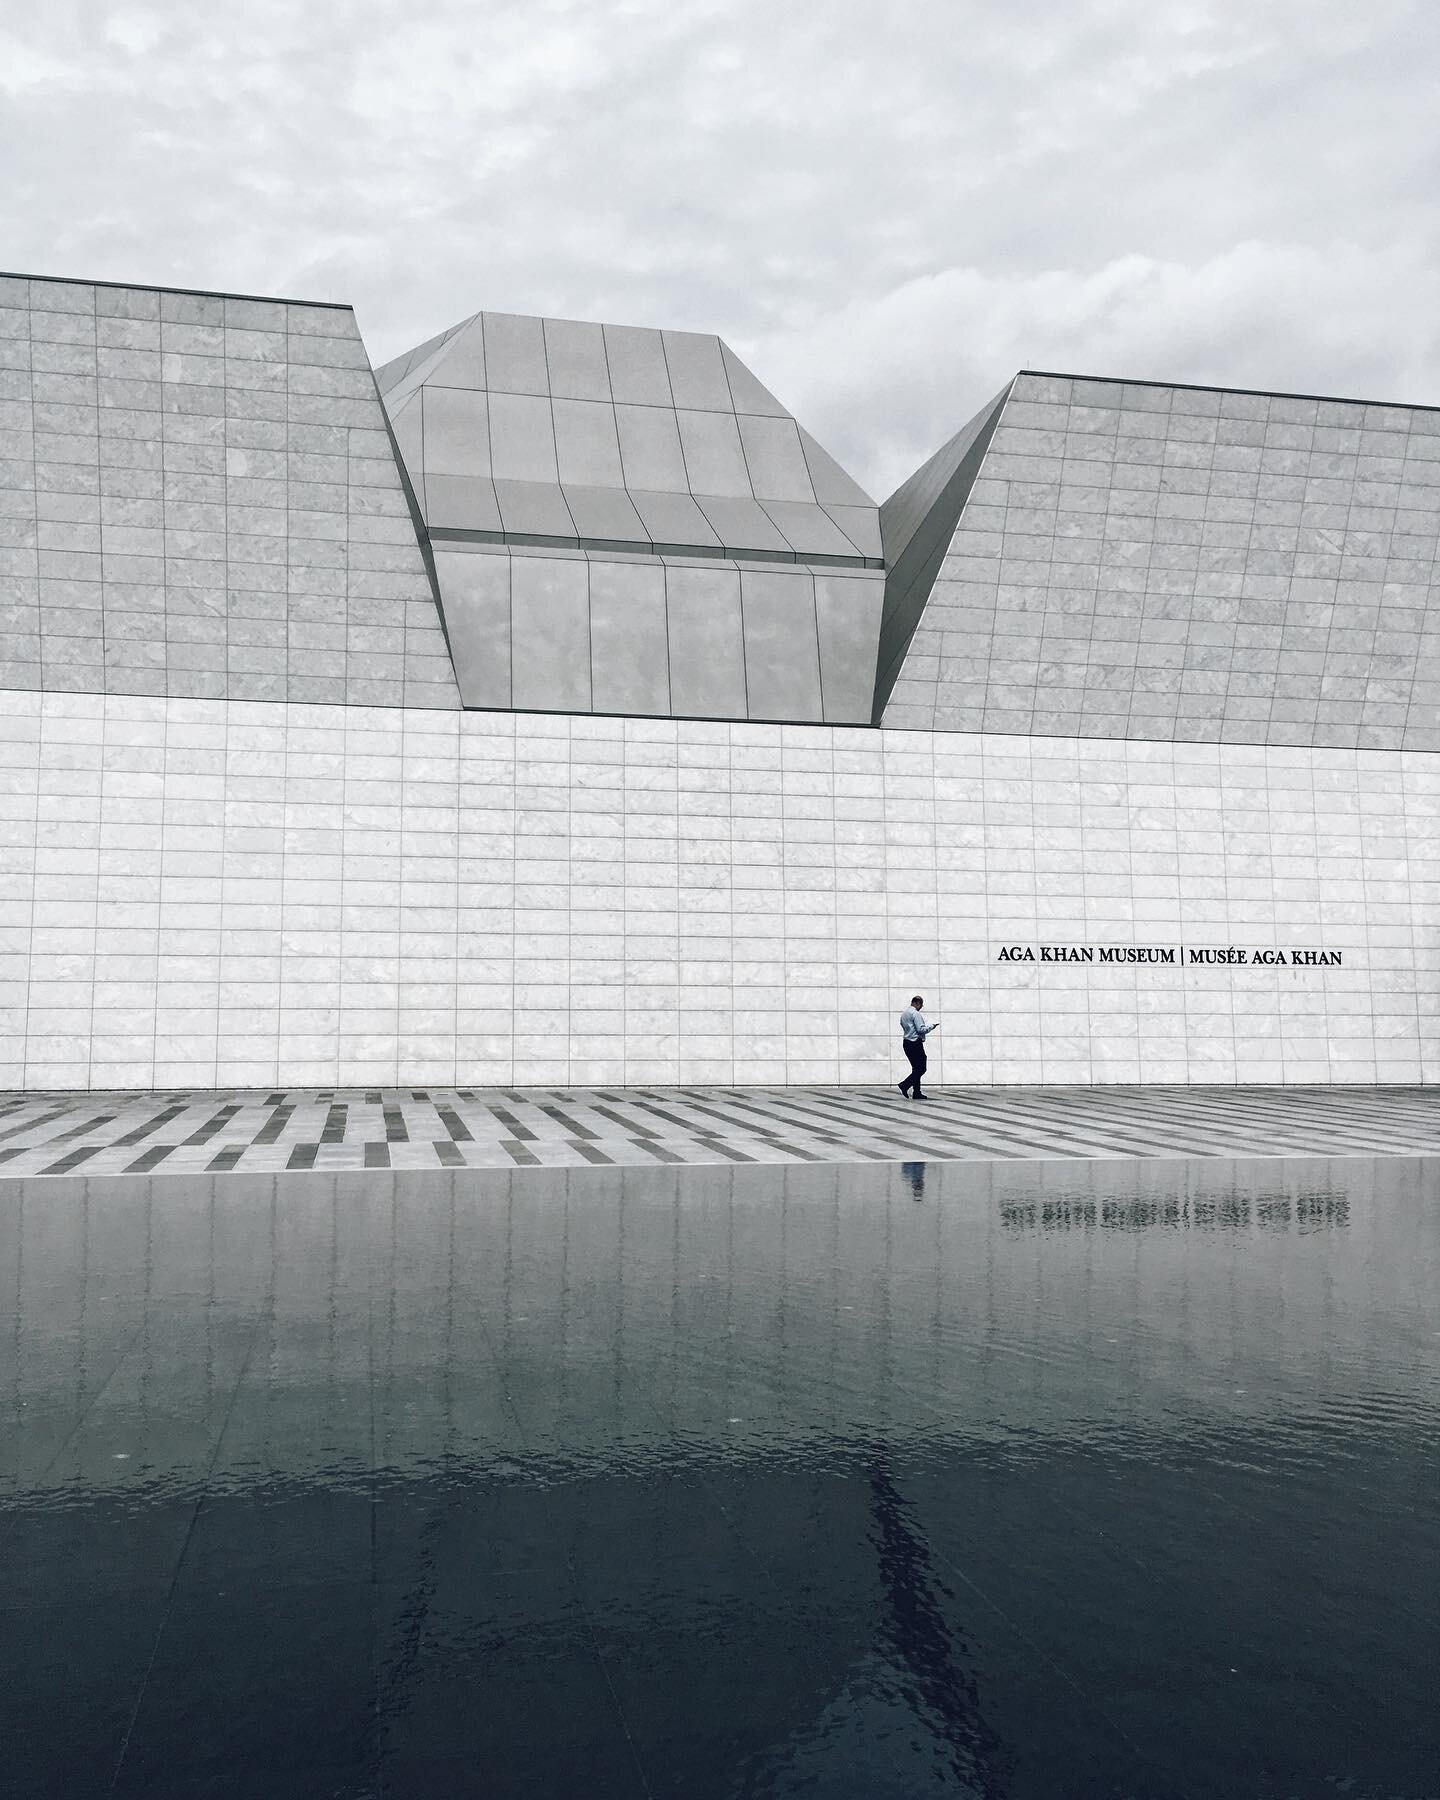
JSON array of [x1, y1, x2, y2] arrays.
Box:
[[4, 1158, 1418, 1501], [999, 1189, 1352, 1234]]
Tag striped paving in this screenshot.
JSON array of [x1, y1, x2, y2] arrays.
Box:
[[0, 1084, 1438, 1179]]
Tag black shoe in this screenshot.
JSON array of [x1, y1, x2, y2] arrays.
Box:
[[913, 1092, 928, 1101], [898, 1082, 910, 1097]]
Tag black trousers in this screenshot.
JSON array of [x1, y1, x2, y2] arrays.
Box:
[[901, 1037, 927, 1094]]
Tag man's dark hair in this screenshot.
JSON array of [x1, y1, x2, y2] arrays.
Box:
[[911, 995, 924, 1006]]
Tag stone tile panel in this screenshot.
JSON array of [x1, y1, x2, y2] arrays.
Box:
[[881, 372, 1440, 752], [0, 275, 459, 710]]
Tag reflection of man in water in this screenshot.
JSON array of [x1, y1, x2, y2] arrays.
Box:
[[898, 996, 937, 1100]]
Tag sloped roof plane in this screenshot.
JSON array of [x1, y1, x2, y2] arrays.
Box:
[[379, 310, 883, 565]]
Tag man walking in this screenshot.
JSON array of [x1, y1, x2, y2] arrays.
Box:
[[898, 996, 937, 1100]]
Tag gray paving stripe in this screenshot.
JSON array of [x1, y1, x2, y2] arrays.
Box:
[[978, 1088, 1324, 1141], [755, 1090, 1056, 1159], [1077, 1092, 1433, 1155], [730, 1090, 1009, 1162], [1, 1083, 1438, 1178], [39, 1111, 120, 1146], [960, 1094, 1271, 1159], [38, 1143, 105, 1175], [0, 1105, 72, 1143], [669, 1090, 844, 1149], [589, 1102, 661, 1140], [122, 1143, 176, 1175]]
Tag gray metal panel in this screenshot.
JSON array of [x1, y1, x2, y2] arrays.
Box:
[[589, 559, 670, 715], [665, 564, 747, 717], [375, 319, 466, 395], [661, 331, 733, 411], [492, 479, 576, 537], [387, 394, 422, 481], [421, 386, 491, 478], [602, 324, 673, 405], [740, 568, 823, 721], [433, 547, 511, 707], [823, 504, 883, 558], [814, 571, 884, 722], [719, 342, 789, 418], [487, 391, 559, 483], [552, 397, 624, 486], [760, 500, 861, 559], [628, 490, 721, 550], [432, 317, 487, 390], [737, 414, 815, 501], [377, 327, 468, 413], [510, 553, 591, 711], [481, 312, 549, 395], [875, 383, 1012, 722], [676, 410, 751, 495], [543, 318, 611, 401], [561, 484, 647, 544], [615, 404, 688, 491], [695, 494, 790, 555], [424, 474, 503, 533], [796, 424, 876, 506]]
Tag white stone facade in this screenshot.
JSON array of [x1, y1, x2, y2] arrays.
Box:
[[3, 687, 1436, 1091]]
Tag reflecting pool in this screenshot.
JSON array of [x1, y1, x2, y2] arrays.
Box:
[[2, 1157, 1437, 1799]]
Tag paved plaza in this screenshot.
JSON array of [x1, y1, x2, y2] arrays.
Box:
[[1, 1083, 1438, 1179]]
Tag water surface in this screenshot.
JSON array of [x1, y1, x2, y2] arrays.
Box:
[[3, 1157, 1437, 1798]]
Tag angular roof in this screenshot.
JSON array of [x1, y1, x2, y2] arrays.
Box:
[[377, 311, 882, 566]]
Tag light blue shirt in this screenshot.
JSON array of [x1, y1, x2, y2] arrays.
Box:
[[900, 1008, 932, 1042]]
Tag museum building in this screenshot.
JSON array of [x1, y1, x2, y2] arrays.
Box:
[[3, 270, 1438, 1091]]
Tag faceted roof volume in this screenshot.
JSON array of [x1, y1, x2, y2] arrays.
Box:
[[375, 311, 882, 565]]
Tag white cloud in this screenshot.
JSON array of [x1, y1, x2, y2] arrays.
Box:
[[1, 0, 1435, 496], [751, 239, 1440, 496]]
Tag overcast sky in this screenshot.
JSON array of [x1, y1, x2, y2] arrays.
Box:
[[4, 0, 1436, 495]]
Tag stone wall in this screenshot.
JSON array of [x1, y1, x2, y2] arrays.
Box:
[[2, 688, 1434, 1090], [881, 372, 1440, 751], [0, 275, 457, 709]]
